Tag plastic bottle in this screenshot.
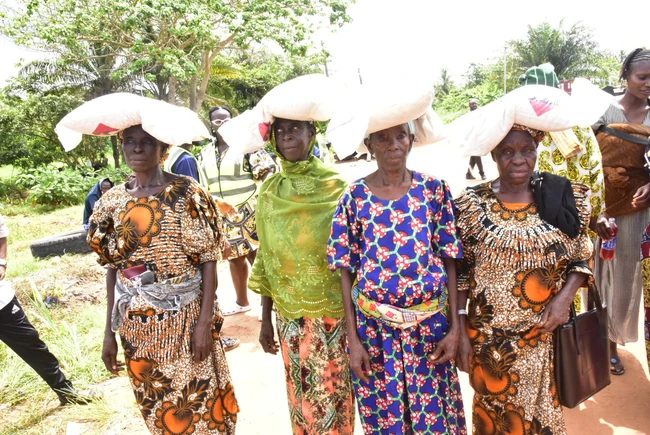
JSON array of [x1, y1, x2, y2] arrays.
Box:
[[600, 218, 618, 261]]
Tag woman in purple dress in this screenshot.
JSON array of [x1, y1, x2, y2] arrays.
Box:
[[328, 121, 466, 434]]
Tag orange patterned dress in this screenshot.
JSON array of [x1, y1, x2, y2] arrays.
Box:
[[455, 182, 593, 435], [88, 176, 238, 435]]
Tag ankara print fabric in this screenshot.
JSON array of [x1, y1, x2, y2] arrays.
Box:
[[276, 313, 355, 435], [328, 172, 466, 434], [639, 223, 650, 369], [88, 176, 225, 278], [328, 172, 463, 305], [88, 176, 237, 434], [455, 181, 593, 435], [121, 298, 238, 435], [537, 126, 605, 220]]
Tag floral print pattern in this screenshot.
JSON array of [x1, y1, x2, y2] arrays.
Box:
[[328, 172, 466, 434]]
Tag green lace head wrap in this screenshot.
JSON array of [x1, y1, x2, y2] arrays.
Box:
[[249, 120, 348, 318]]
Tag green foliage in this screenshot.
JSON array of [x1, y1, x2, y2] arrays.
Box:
[[0, 87, 112, 169], [434, 68, 455, 98], [510, 20, 620, 84], [434, 81, 502, 123], [3, 0, 354, 111], [207, 50, 324, 112], [435, 20, 625, 122], [18, 166, 89, 206], [12, 165, 131, 207]]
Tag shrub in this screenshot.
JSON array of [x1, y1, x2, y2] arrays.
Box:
[[18, 166, 88, 206], [0, 176, 28, 201]]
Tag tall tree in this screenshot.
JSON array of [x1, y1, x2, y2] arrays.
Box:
[[510, 20, 599, 79], [16, 43, 137, 166], [2, 0, 353, 112], [435, 68, 454, 98], [207, 49, 325, 113]]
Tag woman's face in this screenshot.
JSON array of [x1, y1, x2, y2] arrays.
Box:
[[625, 60, 650, 100], [273, 118, 315, 162], [121, 125, 165, 173], [365, 124, 413, 172], [492, 130, 538, 185]]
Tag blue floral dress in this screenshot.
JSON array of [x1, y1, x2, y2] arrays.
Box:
[[328, 172, 467, 435]]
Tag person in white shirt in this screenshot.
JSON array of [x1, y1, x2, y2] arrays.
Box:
[[0, 213, 91, 405]]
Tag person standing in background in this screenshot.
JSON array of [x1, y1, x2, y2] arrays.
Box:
[[83, 178, 114, 231], [593, 48, 650, 376], [202, 107, 278, 334], [465, 99, 485, 180]]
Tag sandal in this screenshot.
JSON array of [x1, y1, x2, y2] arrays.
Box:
[[610, 356, 626, 375], [221, 337, 240, 352], [222, 302, 252, 316]]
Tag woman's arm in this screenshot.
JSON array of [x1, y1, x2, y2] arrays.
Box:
[[537, 272, 587, 334], [428, 258, 460, 364], [101, 268, 124, 375], [342, 268, 371, 383], [259, 295, 279, 354], [191, 261, 217, 362]]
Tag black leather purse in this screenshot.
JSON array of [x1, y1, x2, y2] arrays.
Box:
[[554, 283, 611, 408]]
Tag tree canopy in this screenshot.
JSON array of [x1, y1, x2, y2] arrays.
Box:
[[3, 0, 353, 112]]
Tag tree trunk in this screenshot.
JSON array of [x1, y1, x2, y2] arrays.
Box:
[[110, 135, 120, 167], [193, 33, 237, 112], [168, 76, 177, 104], [189, 76, 198, 111]]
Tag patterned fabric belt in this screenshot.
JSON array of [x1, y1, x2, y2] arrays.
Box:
[[112, 270, 202, 332], [353, 286, 447, 330]]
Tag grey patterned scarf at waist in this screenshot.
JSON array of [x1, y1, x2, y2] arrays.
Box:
[[111, 270, 202, 332]]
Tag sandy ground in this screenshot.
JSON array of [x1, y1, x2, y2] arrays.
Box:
[[100, 145, 650, 434]]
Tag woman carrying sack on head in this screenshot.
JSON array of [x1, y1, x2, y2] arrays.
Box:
[[57, 94, 238, 435], [449, 81, 611, 434], [593, 48, 650, 375], [220, 75, 355, 435], [328, 113, 467, 433]]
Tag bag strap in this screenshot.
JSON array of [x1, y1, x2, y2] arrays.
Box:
[[599, 125, 650, 147]]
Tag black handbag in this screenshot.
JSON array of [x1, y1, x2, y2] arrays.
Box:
[[553, 283, 611, 408]]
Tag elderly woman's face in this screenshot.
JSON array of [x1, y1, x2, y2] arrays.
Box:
[[365, 124, 413, 172], [626, 61, 650, 100], [121, 125, 165, 173], [492, 130, 537, 184], [273, 118, 315, 162]]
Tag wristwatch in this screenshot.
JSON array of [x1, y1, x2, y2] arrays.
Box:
[[458, 309, 468, 316]]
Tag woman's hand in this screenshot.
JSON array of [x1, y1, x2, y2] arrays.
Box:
[[456, 331, 473, 373], [633, 182, 650, 209], [595, 213, 614, 240], [102, 333, 125, 375], [191, 321, 213, 362], [348, 338, 372, 383], [537, 294, 572, 334], [428, 325, 459, 365], [259, 320, 279, 354], [221, 240, 232, 259]]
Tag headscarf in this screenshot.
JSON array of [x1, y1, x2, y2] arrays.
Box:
[[511, 123, 546, 142], [249, 123, 348, 318]]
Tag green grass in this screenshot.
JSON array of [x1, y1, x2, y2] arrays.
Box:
[[0, 202, 143, 434], [0, 165, 19, 180], [2, 204, 82, 283]]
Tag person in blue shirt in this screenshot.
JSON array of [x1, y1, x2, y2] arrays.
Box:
[[164, 142, 206, 185], [83, 178, 114, 231]]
